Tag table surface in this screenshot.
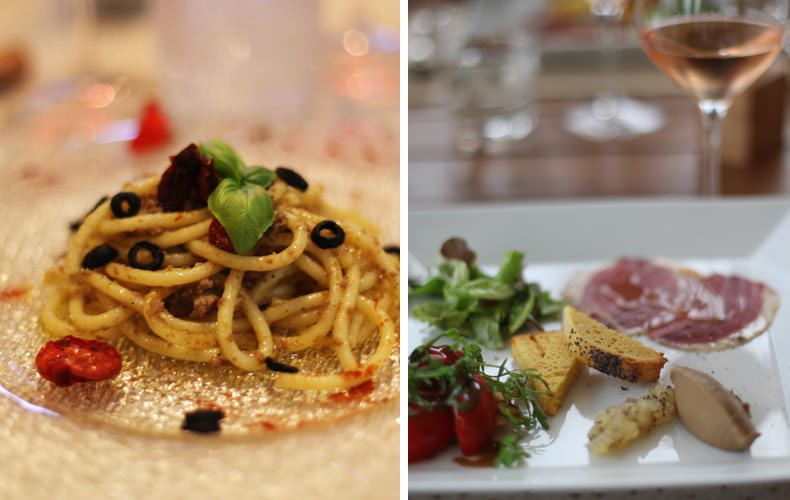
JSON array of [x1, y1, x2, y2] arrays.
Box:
[[408, 74, 790, 208]]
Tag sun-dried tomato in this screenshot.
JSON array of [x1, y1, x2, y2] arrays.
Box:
[[35, 335, 122, 386], [208, 218, 235, 252], [157, 143, 219, 212]]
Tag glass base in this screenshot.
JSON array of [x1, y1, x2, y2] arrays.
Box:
[[564, 97, 665, 141], [454, 109, 536, 154]]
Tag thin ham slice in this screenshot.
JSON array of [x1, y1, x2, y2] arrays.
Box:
[[563, 258, 779, 351]]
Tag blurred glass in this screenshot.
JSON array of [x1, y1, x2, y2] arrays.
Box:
[[408, 0, 468, 77], [153, 0, 322, 126], [0, 0, 128, 154], [634, 0, 787, 195], [324, 1, 399, 111], [449, 0, 543, 154], [563, 0, 665, 141], [0, 0, 92, 85]]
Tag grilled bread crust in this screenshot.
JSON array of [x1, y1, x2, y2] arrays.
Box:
[[563, 306, 667, 383]]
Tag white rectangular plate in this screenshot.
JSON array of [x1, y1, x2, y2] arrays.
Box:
[[408, 198, 790, 493]]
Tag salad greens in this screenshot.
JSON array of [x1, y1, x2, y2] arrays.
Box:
[[410, 238, 564, 349], [199, 140, 276, 254]]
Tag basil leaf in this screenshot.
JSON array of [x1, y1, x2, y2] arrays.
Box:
[[199, 140, 244, 182], [199, 141, 278, 254], [208, 178, 274, 254], [242, 166, 276, 188]]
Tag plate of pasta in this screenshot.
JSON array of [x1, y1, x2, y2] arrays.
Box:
[[0, 139, 399, 437]]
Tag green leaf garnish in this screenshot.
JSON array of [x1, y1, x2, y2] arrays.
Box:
[[199, 140, 245, 182], [410, 240, 564, 349], [242, 165, 276, 187], [200, 140, 276, 254], [493, 434, 530, 467], [208, 178, 274, 254]]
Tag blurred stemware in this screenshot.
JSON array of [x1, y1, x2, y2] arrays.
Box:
[[564, 0, 665, 142], [448, 0, 543, 153], [634, 0, 788, 195], [3, 0, 145, 154]]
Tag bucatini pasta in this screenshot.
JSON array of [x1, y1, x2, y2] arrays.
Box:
[[39, 142, 399, 391]]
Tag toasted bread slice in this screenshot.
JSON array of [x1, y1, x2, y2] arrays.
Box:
[[563, 305, 667, 382], [511, 330, 583, 416]]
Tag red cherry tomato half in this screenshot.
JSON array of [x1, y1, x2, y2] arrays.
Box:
[[453, 376, 499, 456], [408, 403, 455, 464], [35, 335, 122, 386], [209, 218, 235, 252], [426, 345, 460, 365], [130, 100, 172, 154], [416, 345, 463, 402]]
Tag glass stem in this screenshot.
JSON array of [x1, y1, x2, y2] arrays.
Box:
[[591, 2, 625, 117], [697, 99, 729, 196]]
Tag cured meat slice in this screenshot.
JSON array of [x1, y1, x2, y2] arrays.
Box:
[[564, 259, 679, 335], [563, 258, 779, 351]]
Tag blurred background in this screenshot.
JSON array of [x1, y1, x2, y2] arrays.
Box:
[[0, 0, 400, 240], [408, 0, 790, 207]]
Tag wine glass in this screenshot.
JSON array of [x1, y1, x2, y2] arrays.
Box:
[[564, 0, 666, 141], [634, 0, 787, 196]]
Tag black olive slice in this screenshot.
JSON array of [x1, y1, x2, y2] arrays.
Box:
[[275, 166, 308, 192], [181, 409, 224, 433], [110, 192, 141, 218], [264, 357, 299, 373], [127, 241, 164, 270], [82, 243, 119, 269], [310, 220, 345, 249], [383, 245, 400, 256]]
